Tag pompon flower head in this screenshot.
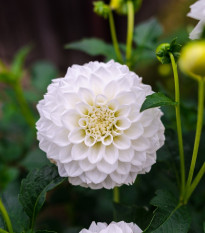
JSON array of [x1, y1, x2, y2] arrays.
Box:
[[188, 0, 205, 39], [79, 221, 142, 233], [36, 60, 165, 189]]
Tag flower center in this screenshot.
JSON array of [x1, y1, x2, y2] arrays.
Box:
[[87, 105, 115, 139], [78, 104, 122, 145]]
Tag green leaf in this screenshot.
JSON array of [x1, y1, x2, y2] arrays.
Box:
[[30, 61, 58, 94], [133, 18, 163, 49], [19, 165, 65, 228], [0, 72, 14, 84], [20, 148, 50, 171], [140, 92, 177, 112], [0, 182, 30, 233], [64, 38, 116, 60], [11, 45, 32, 79], [143, 190, 191, 233], [0, 165, 19, 191]]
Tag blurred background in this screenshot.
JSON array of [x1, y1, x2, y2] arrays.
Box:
[[1, 1, 205, 233], [0, 0, 191, 69]]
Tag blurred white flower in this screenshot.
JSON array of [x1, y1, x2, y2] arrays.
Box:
[[36, 60, 165, 189], [79, 221, 142, 233], [188, 0, 205, 39]]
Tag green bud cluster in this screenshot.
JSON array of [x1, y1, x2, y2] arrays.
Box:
[[111, 0, 142, 15], [156, 39, 181, 64], [93, 1, 110, 19]]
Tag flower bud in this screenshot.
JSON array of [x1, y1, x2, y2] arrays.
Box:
[[179, 41, 205, 79], [110, 0, 122, 10], [93, 1, 110, 19], [110, 0, 142, 15], [155, 39, 181, 64]]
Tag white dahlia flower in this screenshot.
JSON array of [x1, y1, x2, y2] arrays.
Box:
[[79, 221, 142, 233], [36, 60, 165, 189], [188, 0, 205, 39]]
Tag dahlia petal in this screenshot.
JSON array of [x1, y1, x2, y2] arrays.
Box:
[[53, 129, 70, 146], [95, 94, 107, 105], [132, 137, 150, 151], [89, 222, 107, 232], [64, 161, 83, 177], [118, 148, 134, 162], [103, 80, 119, 100], [124, 122, 144, 140], [76, 102, 90, 115], [115, 117, 131, 130], [97, 159, 118, 174], [116, 161, 131, 175], [71, 143, 89, 160], [95, 67, 111, 82], [62, 92, 81, 108], [79, 87, 95, 106], [89, 75, 103, 94], [131, 151, 146, 166], [68, 128, 86, 143], [115, 91, 136, 105], [107, 99, 119, 111], [59, 145, 73, 163], [84, 135, 96, 147], [143, 120, 161, 137], [117, 222, 133, 233], [113, 135, 131, 150], [110, 172, 128, 184], [88, 142, 104, 164], [79, 159, 95, 171], [114, 104, 130, 117], [102, 134, 113, 146], [86, 169, 107, 184], [61, 110, 81, 131], [101, 224, 123, 233], [104, 144, 119, 164]]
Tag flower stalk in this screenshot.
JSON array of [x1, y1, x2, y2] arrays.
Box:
[[113, 187, 120, 203], [169, 53, 186, 199], [185, 162, 205, 203], [108, 10, 123, 63], [0, 199, 13, 233], [126, 0, 134, 67], [185, 78, 204, 201], [12, 81, 35, 129]]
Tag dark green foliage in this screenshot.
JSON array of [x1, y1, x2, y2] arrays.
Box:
[[140, 92, 177, 112], [143, 190, 191, 233], [65, 38, 116, 60], [114, 203, 153, 230], [0, 182, 30, 233], [19, 165, 66, 228], [133, 18, 163, 50]]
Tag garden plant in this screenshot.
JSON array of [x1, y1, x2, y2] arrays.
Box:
[[0, 0, 205, 233]]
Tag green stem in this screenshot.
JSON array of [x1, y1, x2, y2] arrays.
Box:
[[185, 79, 204, 199], [169, 53, 186, 199], [185, 162, 205, 203], [0, 229, 9, 233], [113, 187, 120, 203], [0, 199, 13, 233], [12, 81, 36, 129], [126, 0, 134, 66], [108, 10, 123, 63]]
